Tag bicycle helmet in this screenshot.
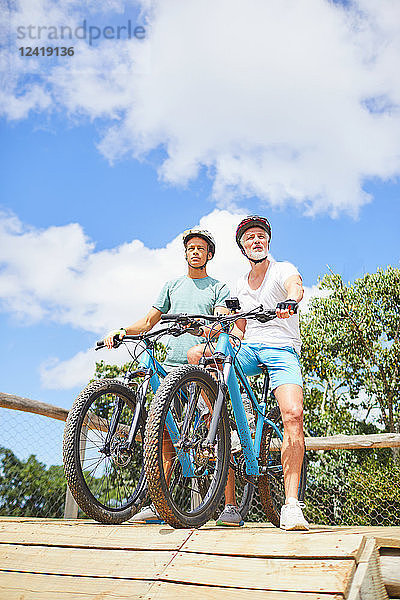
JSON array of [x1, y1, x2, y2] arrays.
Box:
[[182, 227, 216, 258], [235, 215, 271, 253]]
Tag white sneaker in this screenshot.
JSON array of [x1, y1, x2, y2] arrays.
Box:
[[280, 498, 309, 531], [129, 504, 164, 524]]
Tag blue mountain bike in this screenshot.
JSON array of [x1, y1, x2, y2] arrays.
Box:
[[144, 302, 307, 528], [63, 321, 191, 523]]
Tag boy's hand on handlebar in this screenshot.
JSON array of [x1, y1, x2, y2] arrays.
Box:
[[104, 328, 127, 349], [183, 319, 204, 336], [276, 300, 298, 319]]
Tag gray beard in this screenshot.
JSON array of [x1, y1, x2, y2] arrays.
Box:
[[247, 248, 268, 261]]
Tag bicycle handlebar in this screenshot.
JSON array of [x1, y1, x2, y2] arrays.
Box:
[[95, 325, 180, 350], [96, 306, 279, 350], [160, 305, 277, 325], [95, 320, 201, 350]]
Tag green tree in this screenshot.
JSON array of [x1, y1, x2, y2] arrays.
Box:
[[0, 446, 67, 517], [301, 266, 400, 434], [91, 340, 167, 413], [93, 341, 166, 381], [298, 267, 400, 526]]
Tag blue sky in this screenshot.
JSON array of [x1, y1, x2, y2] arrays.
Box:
[[1, 0, 399, 465]]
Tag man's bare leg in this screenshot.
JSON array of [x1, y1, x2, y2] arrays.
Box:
[[273, 383, 304, 500]]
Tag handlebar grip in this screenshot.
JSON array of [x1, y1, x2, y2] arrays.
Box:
[[160, 313, 188, 321], [95, 335, 123, 350]]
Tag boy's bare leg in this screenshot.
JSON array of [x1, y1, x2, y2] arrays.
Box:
[[162, 428, 175, 485], [187, 343, 237, 508]]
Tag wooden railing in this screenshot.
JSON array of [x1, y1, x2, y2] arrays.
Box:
[[2, 391, 400, 451], [2, 391, 400, 518]]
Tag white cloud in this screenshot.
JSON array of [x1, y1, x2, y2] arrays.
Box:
[[1, 0, 400, 215], [1, 209, 321, 388], [0, 209, 245, 334], [40, 345, 129, 390]]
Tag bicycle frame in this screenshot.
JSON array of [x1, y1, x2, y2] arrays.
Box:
[[203, 329, 282, 478], [117, 338, 194, 476]]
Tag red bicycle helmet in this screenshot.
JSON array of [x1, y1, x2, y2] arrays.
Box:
[[235, 216, 271, 251]]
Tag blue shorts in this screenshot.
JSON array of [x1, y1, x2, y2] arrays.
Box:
[[234, 343, 303, 390]]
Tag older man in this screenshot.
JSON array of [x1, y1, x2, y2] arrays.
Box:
[[188, 216, 308, 530]]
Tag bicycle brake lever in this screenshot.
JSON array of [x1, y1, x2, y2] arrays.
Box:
[[255, 313, 277, 323], [168, 325, 184, 337]]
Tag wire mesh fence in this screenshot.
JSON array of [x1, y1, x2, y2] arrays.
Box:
[[1, 404, 400, 526], [0, 407, 67, 518], [247, 446, 400, 526]]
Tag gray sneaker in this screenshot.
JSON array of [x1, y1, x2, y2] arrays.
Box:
[[216, 504, 244, 527], [129, 504, 164, 524]]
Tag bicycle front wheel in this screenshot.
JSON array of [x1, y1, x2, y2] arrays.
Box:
[[258, 406, 307, 527], [144, 365, 230, 528], [63, 379, 147, 523]]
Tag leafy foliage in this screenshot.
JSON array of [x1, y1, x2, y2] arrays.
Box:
[[298, 267, 400, 525], [0, 446, 67, 517], [300, 266, 400, 433], [91, 341, 167, 417]]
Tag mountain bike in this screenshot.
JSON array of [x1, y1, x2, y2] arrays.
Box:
[[63, 322, 191, 524], [144, 302, 307, 528]]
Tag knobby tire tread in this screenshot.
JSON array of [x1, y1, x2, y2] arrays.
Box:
[[63, 379, 147, 524], [144, 365, 230, 528]]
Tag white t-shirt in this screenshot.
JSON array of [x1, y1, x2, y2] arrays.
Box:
[[235, 259, 302, 354]]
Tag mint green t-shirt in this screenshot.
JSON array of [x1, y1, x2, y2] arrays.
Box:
[[153, 275, 230, 367]]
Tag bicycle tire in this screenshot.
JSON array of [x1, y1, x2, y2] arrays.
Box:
[[63, 379, 147, 523], [258, 406, 307, 527], [144, 365, 231, 528]]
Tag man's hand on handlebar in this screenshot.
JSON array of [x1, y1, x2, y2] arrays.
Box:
[[276, 299, 298, 319], [104, 328, 127, 349]]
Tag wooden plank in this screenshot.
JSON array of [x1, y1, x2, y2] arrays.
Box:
[[0, 520, 193, 551], [181, 528, 364, 560], [295, 525, 400, 542], [0, 544, 174, 579], [0, 572, 151, 600], [347, 538, 388, 600], [161, 552, 355, 593], [380, 557, 400, 598], [0, 572, 345, 600], [146, 581, 344, 599]]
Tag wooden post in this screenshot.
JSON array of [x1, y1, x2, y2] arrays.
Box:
[[63, 420, 88, 519], [63, 487, 79, 519]]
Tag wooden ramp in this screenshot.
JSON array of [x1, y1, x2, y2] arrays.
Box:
[[0, 518, 399, 600]]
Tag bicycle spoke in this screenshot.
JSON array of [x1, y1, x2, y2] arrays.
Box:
[[146, 365, 230, 527]]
